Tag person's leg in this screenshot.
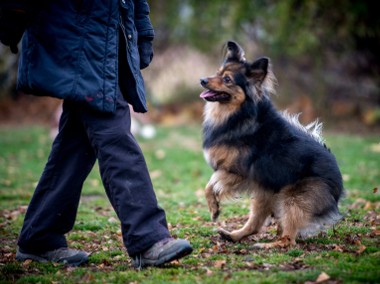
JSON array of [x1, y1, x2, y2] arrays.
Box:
[[79, 93, 171, 257], [17, 101, 97, 254]]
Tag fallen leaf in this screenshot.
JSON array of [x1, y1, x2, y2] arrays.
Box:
[[364, 202, 372, 210], [150, 170, 162, 179], [333, 245, 344, 252], [18, 205, 28, 213], [65, 266, 76, 272], [192, 216, 203, 221], [316, 271, 330, 283], [356, 245, 366, 255], [82, 274, 95, 282], [201, 253, 212, 259], [239, 249, 248, 255], [342, 174, 350, 182], [155, 149, 166, 159], [263, 263, 274, 270], [195, 188, 204, 197], [214, 260, 226, 269], [374, 187, 378, 194], [113, 255, 122, 261], [89, 179, 99, 187], [108, 217, 118, 223], [22, 259, 33, 267]]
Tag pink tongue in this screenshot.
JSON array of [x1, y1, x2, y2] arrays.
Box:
[[200, 90, 215, 98]]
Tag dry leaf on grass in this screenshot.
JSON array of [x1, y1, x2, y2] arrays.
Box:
[[108, 217, 118, 223], [332, 245, 344, 252], [356, 245, 366, 255], [195, 188, 204, 198], [150, 170, 162, 179], [22, 259, 33, 267], [316, 271, 330, 283], [214, 260, 226, 269], [206, 268, 213, 275], [155, 149, 166, 159]]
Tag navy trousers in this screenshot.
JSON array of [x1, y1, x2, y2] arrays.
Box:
[[17, 93, 170, 256]]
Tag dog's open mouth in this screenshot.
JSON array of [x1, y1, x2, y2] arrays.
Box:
[[200, 90, 231, 102]]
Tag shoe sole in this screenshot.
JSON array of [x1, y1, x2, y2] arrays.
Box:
[[16, 251, 88, 266], [16, 251, 48, 263]]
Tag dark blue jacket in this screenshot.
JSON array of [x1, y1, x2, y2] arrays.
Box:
[[17, 0, 154, 113]]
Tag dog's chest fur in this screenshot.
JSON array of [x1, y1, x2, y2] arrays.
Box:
[[202, 101, 260, 176]]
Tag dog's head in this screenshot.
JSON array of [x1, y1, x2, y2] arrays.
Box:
[[200, 41, 275, 107]]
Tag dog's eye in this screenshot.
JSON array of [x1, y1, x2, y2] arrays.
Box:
[[223, 76, 232, 84]]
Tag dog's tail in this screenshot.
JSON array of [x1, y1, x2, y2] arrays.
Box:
[[281, 111, 325, 145]]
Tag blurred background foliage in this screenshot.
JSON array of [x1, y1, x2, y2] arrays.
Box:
[[0, 0, 379, 130]]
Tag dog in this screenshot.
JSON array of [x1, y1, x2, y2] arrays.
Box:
[[199, 41, 344, 248]]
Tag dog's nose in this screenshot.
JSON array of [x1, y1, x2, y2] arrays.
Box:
[[200, 78, 208, 86]]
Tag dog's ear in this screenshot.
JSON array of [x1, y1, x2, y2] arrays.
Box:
[[247, 57, 269, 84], [224, 41, 246, 62]]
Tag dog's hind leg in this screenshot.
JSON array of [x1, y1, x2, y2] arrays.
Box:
[[254, 188, 303, 249], [219, 195, 272, 242], [267, 178, 341, 249], [253, 213, 299, 249], [253, 179, 332, 249]]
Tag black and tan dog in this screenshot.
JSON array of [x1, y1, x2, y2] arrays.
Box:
[[200, 41, 344, 248]]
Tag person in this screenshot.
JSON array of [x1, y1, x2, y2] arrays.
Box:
[[0, 0, 192, 268]]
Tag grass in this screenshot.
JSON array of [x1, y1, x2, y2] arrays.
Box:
[[0, 124, 379, 283]]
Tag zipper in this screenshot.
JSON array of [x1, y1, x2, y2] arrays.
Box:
[[119, 15, 130, 51]]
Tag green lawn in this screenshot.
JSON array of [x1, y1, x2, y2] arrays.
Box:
[[0, 124, 379, 283]]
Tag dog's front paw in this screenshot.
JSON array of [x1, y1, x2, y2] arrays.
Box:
[[211, 209, 220, 222], [205, 186, 220, 222], [207, 199, 220, 221], [218, 228, 236, 242]]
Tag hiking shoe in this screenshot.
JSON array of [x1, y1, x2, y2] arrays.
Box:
[[16, 247, 89, 266], [132, 238, 192, 269]]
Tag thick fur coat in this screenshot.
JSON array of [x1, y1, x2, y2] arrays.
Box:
[[200, 41, 344, 248]]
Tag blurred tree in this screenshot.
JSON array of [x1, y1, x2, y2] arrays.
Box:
[[149, 0, 379, 123], [150, 0, 379, 73]]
